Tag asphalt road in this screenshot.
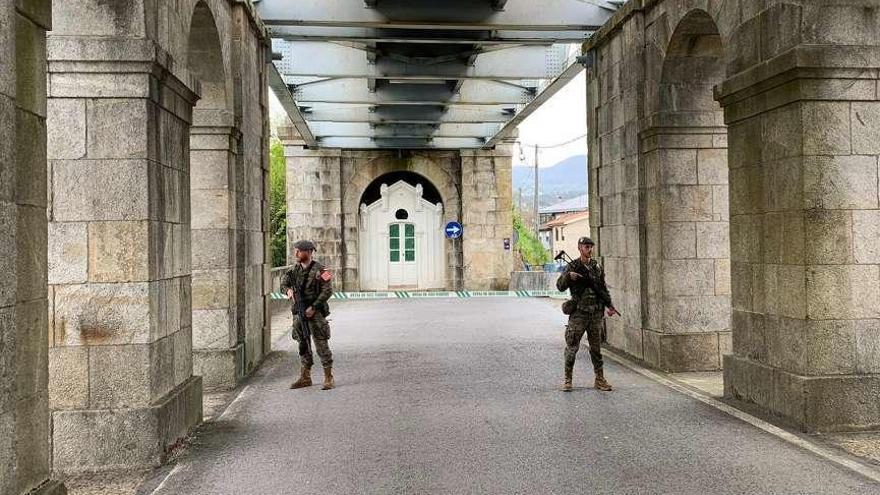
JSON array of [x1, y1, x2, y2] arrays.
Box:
[[149, 298, 879, 495]]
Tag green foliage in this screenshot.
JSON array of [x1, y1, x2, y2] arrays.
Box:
[[269, 138, 287, 267], [512, 209, 550, 266]]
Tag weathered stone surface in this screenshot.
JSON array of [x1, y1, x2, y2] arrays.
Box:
[[658, 332, 721, 372], [696, 222, 729, 259], [194, 346, 243, 391], [48, 222, 87, 284], [14, 299, 48, 400], [192, 309, 234, 350], [51, 159, 149, 221], [660, 185, 713, 222], [0, 307, 14, 413], [88, 221, 150, 283], [696, 148, 728, 185], [88, 343, 152, 408], [15, 12, 46, 116], [52, 376, 203, 473], [659, 149, 697, 185], [661, 259, 715, 297], [48, 346, 89, 410], [15, 109, 47, 207], [53, 282, 153, 346], [0, 203, 15, 308], [16, 205, 46, 301], [191, 229, 232, 270], [803, 155, 878, 210], [191, 189, 230, 229], [807, 265, 880, 320], [802, 101, 851, 155], [47, 98, 86, 160], [853, 210, 880, 264], [86, 99, 149, 159], [192, 269, 232, 310], [661, 222, 696, 259], [662, 295, 730, 333]]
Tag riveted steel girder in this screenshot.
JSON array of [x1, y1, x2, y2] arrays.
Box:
[[300, 104, 513, 123], [484, 56, 585, 147], [281, 42, 550, 80], [308, 122, 503, 138], [317, 136, 486, 149], [291, 78, 532, 106], [267, 62, 316, 146], [256, 0, 616, 31], [271, 27, 591, 44]]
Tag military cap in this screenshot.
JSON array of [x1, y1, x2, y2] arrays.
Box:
[[293, 240, 316, 251], [578, 236, 595, 246]]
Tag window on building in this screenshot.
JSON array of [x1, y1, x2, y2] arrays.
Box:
[[561, 227, 565, 241]]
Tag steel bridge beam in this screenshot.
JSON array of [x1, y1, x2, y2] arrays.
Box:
[[281, 42, 550, 80], [308, 122, 503, 138], [256, 0, 616, 31], [291, 79, 532, 106], [270, 27, 592, 44], [301, 104, 513, 123], [317, 136, 486, 149], [267, 62, 316, 146]]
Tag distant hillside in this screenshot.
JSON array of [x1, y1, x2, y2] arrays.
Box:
[[513, 154, 587, 208]]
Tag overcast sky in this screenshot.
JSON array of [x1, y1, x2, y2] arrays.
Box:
[[514, 71, 588, 168], [269, 70, 589, 169]]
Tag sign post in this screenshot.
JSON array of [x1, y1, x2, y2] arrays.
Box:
[[445, 221, 463, 290]]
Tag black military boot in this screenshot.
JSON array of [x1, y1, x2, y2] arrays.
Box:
[[562, 367, 573, 392], [322, 367, 335, 390], [594, 369, 612, 391], [290, 366, 312, 389]]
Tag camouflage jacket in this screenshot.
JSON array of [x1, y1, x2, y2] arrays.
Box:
[[556, 257, 613, 315], [281, 261, 333, 314]]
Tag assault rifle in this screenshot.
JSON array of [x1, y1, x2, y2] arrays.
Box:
[[554, 250, 620, 316], [292, 284, 312, 355]]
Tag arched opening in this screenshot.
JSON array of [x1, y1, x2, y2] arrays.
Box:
[[643, 10, 730, 371], [186, 2, 240, 390], [358, 172, 446, 291], [187, 2, 228, 110]]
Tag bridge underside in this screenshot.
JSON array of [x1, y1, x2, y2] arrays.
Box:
[[259, 0, 620, 149]]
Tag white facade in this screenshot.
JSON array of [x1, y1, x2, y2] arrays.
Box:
[[359, 181, 445, 290]]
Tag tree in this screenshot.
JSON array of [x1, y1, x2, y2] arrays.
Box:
[[512, 208, 550, 266], [269, 138, 287, 267]]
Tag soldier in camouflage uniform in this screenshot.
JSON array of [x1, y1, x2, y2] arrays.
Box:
[[281, 240, 335, 390], [556, 237, 618, 392]]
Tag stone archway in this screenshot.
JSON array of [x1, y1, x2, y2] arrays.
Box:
[[640, 9, 731, 371], [341, 152, 462, 291], [186, 1, 244, 391]]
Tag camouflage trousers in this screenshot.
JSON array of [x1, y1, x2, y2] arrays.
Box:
[[292, 311, 333, 368], [565, 313, 604, 373]]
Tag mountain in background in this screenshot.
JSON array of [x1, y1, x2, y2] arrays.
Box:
[[512, 154, 587, 208]]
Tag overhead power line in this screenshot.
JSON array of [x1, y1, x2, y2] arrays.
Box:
[[517, 132, 588, 149]]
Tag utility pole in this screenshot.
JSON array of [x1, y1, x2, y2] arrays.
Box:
[[533, 144, 540, 235]]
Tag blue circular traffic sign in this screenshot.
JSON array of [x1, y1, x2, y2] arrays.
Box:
[[445, 221, 463, 239]]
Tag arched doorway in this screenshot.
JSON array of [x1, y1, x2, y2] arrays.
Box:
[[642, 9, 730, 371], [358, 172, 446, 290]]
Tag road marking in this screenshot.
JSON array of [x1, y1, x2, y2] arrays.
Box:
[[604, 349, 880, 485]]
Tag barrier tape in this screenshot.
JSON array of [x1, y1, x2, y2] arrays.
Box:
[[269, 290, 568, 300]]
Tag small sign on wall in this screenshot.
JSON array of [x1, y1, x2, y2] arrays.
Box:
[[503, 238, 511, 250]]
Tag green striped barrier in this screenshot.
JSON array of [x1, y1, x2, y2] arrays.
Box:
[[270, 290, 569, 300]]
